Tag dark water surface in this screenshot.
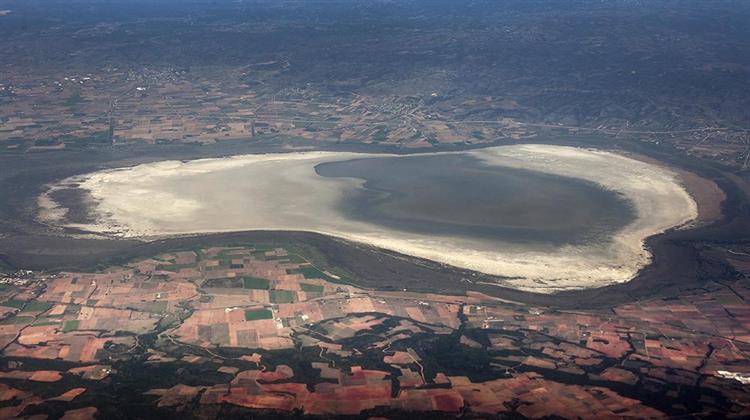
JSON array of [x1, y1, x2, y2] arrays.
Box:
[[315, 154, 636, 246]]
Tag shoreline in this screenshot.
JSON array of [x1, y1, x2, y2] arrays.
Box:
[[618, 149, 725, 226]]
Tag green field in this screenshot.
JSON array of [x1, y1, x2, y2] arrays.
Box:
[[20, 300, 53, 313], [250, 244, 277, 252], [243, 277, 270, 290], [131, 301, 168, 313], [269, 289, 296, 304], [157, 313, 181, 330], [34, 321, 61, 327], [286, 254, 307, 264], [287, 266, 337, 282], [0, 315, 34, 325], [244, 309, 273, 321], [0, 299, 26, 309], [300, 283, 324, 293], [156, 263, 195, 272], [62, 320, 80, 332]]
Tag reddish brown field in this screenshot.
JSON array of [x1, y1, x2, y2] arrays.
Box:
[[60, 406, 99, 420], [50, 388, 87, 402], [0, 370, 62, 382]]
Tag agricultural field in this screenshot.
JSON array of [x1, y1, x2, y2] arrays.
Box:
[[0, 244, 749, 417]]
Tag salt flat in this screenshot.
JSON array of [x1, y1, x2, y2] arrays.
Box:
[[39, 145, 697, 293]]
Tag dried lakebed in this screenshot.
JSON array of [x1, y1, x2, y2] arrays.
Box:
[[38, 145, 697, 293]]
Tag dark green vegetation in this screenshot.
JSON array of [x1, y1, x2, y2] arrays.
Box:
[[287, 267, 339, 283], [1, 299, 26, 310], [242, 277, 270, 290], [62, 320, 80, 332], [243, 309, 273, 321], [1, 310, 744, 418], [20, 300, 53, 313]]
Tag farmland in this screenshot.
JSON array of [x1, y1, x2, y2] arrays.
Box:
[[1, 0, 749, 169], [0, 243, 749, 417]]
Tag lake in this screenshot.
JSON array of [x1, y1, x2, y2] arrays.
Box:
[[38, 144, 697, 293]]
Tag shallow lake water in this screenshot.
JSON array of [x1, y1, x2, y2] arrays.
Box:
[[316, 154, 635, 247]]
